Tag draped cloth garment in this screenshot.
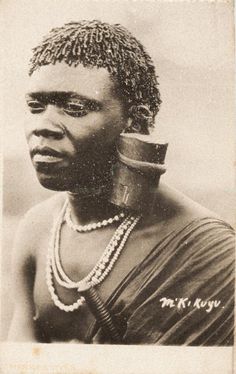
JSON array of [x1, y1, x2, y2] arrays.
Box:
[[87, 217, 235, 345]]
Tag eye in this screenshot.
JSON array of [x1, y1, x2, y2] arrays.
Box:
[[26, 99, 46, 114], [63, 102, 89, 118]]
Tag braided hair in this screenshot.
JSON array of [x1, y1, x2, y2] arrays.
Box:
[[29, 20, 161, 134]]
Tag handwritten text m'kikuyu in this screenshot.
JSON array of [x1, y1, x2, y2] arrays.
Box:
[[159, 297, 222, 313]]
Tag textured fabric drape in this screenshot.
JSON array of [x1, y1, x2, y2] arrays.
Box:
[[88, 218, 234, 345]]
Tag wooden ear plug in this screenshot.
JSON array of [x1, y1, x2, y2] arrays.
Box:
[[109, 133, 168, 213]]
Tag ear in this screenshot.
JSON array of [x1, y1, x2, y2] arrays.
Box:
[[122, 118, 133, 133], [127, 117, 133, 127]]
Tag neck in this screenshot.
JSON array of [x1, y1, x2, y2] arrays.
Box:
[[69, 145, 117, 194], [66, 146, 123, 224], [67, 192, 124, 226]]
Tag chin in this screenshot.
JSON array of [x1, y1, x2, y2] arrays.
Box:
[[38, 177, 67, 191], [35, 161, 113, 193], [36, 171, 71, 191], [35, 170, 94, 192]]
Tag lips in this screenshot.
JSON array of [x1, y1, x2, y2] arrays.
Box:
[[33, 154, 63, 163], [31, 146, 65, 165]]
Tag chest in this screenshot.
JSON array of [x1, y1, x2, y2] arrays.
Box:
[[33, 216, 166, 342]]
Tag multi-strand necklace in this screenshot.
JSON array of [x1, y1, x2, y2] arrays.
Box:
[[46, 198, 141, 312]]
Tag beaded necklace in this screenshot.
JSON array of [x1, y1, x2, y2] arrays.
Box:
[[65, 205, 125, 232], [46, 199, 141, 312]]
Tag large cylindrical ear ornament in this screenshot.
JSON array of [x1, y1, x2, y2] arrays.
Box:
[[109, 133, 168, 213]]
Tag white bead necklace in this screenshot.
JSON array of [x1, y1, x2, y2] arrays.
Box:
[[46, 199, 141, 312], [65, 206, 125, 232]]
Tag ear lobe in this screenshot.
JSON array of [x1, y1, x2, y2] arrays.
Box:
[[127, 118, 132, 127], [124, 118, 132, 131]]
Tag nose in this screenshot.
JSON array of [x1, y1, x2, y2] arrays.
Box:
[[29, 105, 65, 140]]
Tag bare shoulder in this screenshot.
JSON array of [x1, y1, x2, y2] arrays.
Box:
[[8, 194, 67, 342], [13, 193, 66, 260], [23, 192, 66, 225]]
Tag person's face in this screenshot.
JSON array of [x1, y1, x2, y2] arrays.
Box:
[[25, 62, 129, 191]]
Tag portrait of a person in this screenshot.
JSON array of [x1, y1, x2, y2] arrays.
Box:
[[7, 20, 234, 345]]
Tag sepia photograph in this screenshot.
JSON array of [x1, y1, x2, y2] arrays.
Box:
[[1, 0, 235, 372]]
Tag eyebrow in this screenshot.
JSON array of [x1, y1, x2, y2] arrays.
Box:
[[25, 91, 101, 104]]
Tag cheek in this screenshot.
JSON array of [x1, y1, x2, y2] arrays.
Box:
[[75, 110, 127, 145], [24, 113, 35, 142], [90, 113, 126, 144]]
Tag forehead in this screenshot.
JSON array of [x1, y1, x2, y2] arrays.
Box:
[[27, 62, 116, 101]]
